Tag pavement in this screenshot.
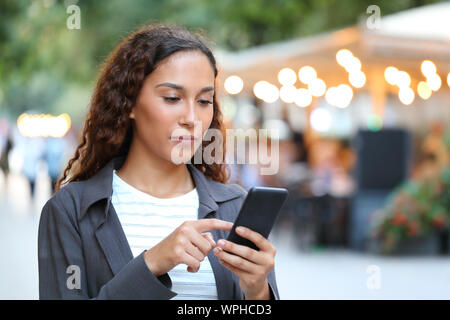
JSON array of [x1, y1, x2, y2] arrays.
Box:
[[1, 168, 449, 300]]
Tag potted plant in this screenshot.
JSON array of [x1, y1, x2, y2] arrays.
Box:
[[370, 167, 450, 255]]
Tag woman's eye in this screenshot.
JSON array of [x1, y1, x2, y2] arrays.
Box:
[[163, 97, 180, 103], [199, 100, 213, 106]]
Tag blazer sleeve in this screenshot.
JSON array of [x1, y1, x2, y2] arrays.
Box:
[[38, 192, 176, 300], [268, 267, 280, 300]]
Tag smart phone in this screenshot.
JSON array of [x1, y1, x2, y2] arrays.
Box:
[[226, 186, 288, 251]]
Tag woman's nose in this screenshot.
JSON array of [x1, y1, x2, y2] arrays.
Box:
[[179, 101, 197, 127]]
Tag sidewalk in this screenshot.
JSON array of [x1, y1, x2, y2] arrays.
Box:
[[1, 169, 449, 299], [271, 229, 450, 299], [0, 171, 47, 299]]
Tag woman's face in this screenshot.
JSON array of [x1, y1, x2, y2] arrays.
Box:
[[130, 50, 215, 164]]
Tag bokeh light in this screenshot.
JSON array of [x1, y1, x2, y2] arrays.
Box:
[[278, 68, 297, 86], [398, 87, 415, 105], [262, 83, 280, 103], [224, 75, 244, 95], [367, 114, 383, 132], [298, 66, 317, 84], [17, 113, 71, 138], [349, 71, 366, 88], [344, 56, 361, 73], [384, 66, 399, 85], [326, 84, 353, 108], [427, 74, 442, 91], [294, 88, 312, 107], [310, 107, 332, 132], [417, 81, 432, 100], [253, 81, 270, 100], [308, 78, 326, 97], [421, 60, 437, 77], [336, 49, 354, 67], [280, 85, 297, 103], [396, 71, 411, 88]]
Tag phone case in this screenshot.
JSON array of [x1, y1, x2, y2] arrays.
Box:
[[226, 186, 288, 251]]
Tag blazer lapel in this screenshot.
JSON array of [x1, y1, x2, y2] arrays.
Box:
[[82, 156, 134, 276], [95, 202, 134, 275]]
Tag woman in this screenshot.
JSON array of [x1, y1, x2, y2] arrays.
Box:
[[38, 24, 279, 300]]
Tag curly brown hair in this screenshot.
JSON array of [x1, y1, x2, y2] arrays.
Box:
[[55, 24, 229, 192]]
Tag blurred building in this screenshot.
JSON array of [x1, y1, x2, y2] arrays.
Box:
[[215, 3, 450, 251]]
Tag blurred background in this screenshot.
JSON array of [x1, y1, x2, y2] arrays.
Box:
[[0, 0, 449, 299]]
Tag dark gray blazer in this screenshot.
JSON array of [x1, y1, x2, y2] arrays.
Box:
[[38, 156, 280, 300]]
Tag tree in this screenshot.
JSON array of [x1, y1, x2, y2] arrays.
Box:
[[0, 0, 444, 119]]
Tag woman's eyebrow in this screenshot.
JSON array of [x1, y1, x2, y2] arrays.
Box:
[[155, 82, 214, 93]]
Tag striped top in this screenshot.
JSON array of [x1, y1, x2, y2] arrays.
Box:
[[111, 169, 218, 300]]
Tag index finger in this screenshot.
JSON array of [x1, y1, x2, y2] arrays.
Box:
[[193, 218, 233, 233]]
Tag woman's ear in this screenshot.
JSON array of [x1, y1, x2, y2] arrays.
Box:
[[129, 111, 135, 119]]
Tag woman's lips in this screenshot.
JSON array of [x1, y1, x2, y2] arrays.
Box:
[[170, 136, 199, 144]]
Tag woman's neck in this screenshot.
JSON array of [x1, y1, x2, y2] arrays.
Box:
[[115, 141, 195, 199]]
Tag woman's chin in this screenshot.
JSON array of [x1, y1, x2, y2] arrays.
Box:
[[169, 149, 196, 165]]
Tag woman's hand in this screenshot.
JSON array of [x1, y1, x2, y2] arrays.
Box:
[[144, 219, 233, 276], [213, 226, 276, 300]]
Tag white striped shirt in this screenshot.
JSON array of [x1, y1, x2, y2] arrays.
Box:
[[111, 169, 218, 300]]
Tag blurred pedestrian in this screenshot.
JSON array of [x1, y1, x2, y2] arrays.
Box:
[[44, 137, 66, 193], [22, 136, 44, 199], [0, 130, 13, 192]]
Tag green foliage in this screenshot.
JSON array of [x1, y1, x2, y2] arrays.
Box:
[[0, 0, 445, 119]]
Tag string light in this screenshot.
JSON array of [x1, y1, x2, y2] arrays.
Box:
[[336, 49, 366, 89], [298, 66, 317, 84], [294, 88, 312, 107], [427, 74, 442, 91], [349, 71, 366, 88], [421, 60, 437, 78], [396, 71, 411, 88], [325, 84, 353, 108], [262, 83, 280, 103], [224, 75, 244, 95], [253, 81, 270, 100], [384, 66, 399, 85], [344, 57, 361, 73], [308, 78, 326, 97], [417, 81, 432, 100], [384, 66, 415, 106], [278, 68, 297, 86], [420, 60, 441, 92], [336, 49, 354, 68], [280, 85, 297, 103], [398, 87, 415, 105]]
